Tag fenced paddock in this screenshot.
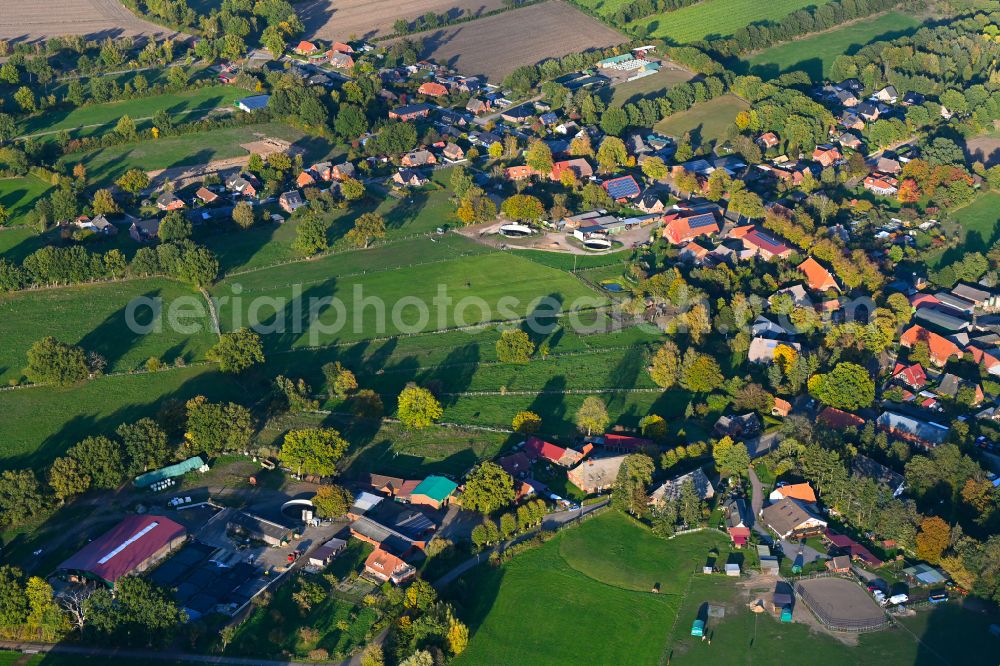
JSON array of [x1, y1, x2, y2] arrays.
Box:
[[795, 577, 890, 632]]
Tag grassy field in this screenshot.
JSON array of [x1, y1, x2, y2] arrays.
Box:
[[212, 248, 603, 350], [0, 278, 216, 385], [58, 122, 312, 184], [630, 0, 833, 43], [654, 94, 749, 150], [603, 67, 696, 106], [448, 511, 728, 665], [666, 576, 997, 665], [18, 85, 251, 137], [0, 364, 245, 471], [953, 191, 1000, 250], [744, 12, 923, 81], [0, 175, 55, 227]]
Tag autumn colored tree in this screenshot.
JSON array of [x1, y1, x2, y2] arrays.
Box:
[[915, 516, 950, 564]]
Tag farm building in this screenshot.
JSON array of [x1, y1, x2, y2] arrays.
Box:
[[236, 94, 271, 112], [134, 456, 206, 488], [902, 563, 947, 586], [567, 455, 628, 494], [227, 511, 295, 547], [524, 436, 589, 467], [58, 515, 187, 587], [877, 411, 950, 448], [760, 498, 827, 540], [365, 473, 421, 501], [309, 538, 348, 567], [649, 468, 714, 503], [409, 476, 458, 509]]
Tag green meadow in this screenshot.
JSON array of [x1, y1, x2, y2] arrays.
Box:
[[630, 0, 833, 43]]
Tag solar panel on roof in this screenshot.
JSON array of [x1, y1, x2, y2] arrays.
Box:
[[687, 214, 717, 229], [604, 176, 640, 199]]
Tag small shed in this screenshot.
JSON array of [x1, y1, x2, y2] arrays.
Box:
[[691, 619, 705, 637], [771, 592, 793, 615], [760, 557, 779, 573], [309, 538, 347, 567], [725, 563, 740, 577]]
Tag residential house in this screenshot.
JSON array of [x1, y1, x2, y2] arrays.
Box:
[[365, 474, 421, 501], [741, 228, 793, 260], [156, 192, 185, 211], [129, 218, 160, 243], [760, 498, 827, 540], [602, 175, 641, 201], [893, 362, 928, 390], [389, 103, 433, 121], [877, 411, 950, 448], [567, 455, 628, 494], [364, 548, 415, 585], [466, 98, 491, 115], [649, 468, 714, 503], [856, 101, 880, 122], [901, 91, 925, 106], [504, 165, 537, 181], [500, 105, 534, 123], [757, 132, 780, 149], [827, 555, 852, 573], [226, 174, 259, 199], [328, 51, 354, 69], [874, 156, 901, 175], [236, 94, 270, 113], [816, 406, 865, 430], [442, 142, 465, 162], [839, 110, 865, 130], [772, 397, 792, 417], [900, 324, 962, 366], [195, 187, 218, 204], [748, 337, 800, 364], [769, 482, 816, 504], [550, 158, 593, 182], [331, 41, 354, 54], [402, 149, 436, 167], [497, 451, 532, 478], [636, 191, 665, 214], [392, 169, 427, 187], [812, 145, 842, 168], [408, 476, 458, 509], [278, 190, 306, 213], [798, 256, 839, 292], [661, 212, 719, 245], [678, 241, 710, 263], [874, 85, 899, 103], [592, 434, 653, 453], [838, 132, 863, 150], [714, 412, 761, 438], [937, 373, 984, 404], [751, 315, 791, 338], [418, 82, 448, 97], [852, 454, 905, 496], [296, 171, 317, 188], [864, 173, 899, 196], [293, 40, 319, 56], [332, 162, 355, 181]]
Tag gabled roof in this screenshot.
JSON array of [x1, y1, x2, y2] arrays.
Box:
[[772, 482, 816, 503], [761, 498, 825, 538], [59, 515, 185, 584], [602, 175, 641, 200], [411, 475, 458, 502], [743, 228, 792, 257], [893, 362, 927, 389], [816, 407, 865, 429], [798, 257, 839, 292], [900, 325, 962, 365]]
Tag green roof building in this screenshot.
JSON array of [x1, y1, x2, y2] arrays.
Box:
[[410, 475, 458, 509]]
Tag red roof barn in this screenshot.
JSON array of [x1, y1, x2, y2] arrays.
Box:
[[58, 515, 186, 586]]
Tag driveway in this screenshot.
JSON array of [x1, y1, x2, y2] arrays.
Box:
[[747, 466, 770, 540]]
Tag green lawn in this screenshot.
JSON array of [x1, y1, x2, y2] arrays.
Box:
[[745, 12, 923, 81], [570, 0, 636, 18], [0, 364, 245, 471], [953, 191, 1000, 252], [447, 511, 727, 665], [212, 249, 604, 350], [630, 0, 833, 43], [654, 94, 749, 150], [0, 175, 55, 226], [58, 122, 314, 185], [0, 278, 216, 385], [18, 85, 251, 137]]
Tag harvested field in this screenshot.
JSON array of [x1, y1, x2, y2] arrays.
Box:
[[796, 577, 887, 631], [298, 0, 509, 40], [405, 1, 626, 81], [0, 0, 181, 42], [965, 135, 1000, 168]]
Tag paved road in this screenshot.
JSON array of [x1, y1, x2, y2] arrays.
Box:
[[433, 499, 610, 589], [0, 641, 314, 665]]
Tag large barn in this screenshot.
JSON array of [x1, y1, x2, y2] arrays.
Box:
[[58, 515, 187, 587]]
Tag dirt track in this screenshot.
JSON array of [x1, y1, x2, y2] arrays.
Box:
[[395, 1, 626, 81], [0, 0, 182, 42], [299, 0, 509, 40]]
